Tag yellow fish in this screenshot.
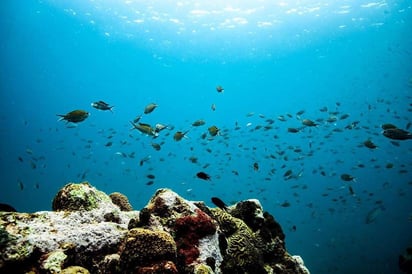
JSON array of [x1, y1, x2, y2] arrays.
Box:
[[208, 125, 219, 136], [173, 130, 189, 141], [144, 103, 158, 114], [302, 119, 317, 127], [130, 121, 158, 137], [192, 119, 206, 127]]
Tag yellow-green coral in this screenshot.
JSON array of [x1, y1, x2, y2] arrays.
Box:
[[194, 263, 214, 274], [40, 250, 67, 273], [119, 228, 177, 270], [211, 208, 265, 273], [52, 182, 111, 211], [60, 266, 90, 273]]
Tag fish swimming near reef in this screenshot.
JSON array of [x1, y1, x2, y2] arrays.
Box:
[[340, 173, 356, 182], [91, 101, 114, 112], [133, 115, 142, 123], [57, 110, 89, 123], [208, 125, 220, 136], [382, 128, 412, 140], [365, 206, 384, 224], [301, 119, 318, 127], [173, 130, 189, 141], [192, 119, 206, 127], [154, 123, 168, 133], [216, 85, 224, 93], [211, 197, 228, 211], [363, 139, 378, 149], [139, 155, 151, 166], [0, 203, 17, 212], [144, 103, 158, 114], [196, 171, 211, 181], [130, 121, 158, 137], [288, 127, 300, 133], [151, 142, 161, 151], [381, 123, 398, 130]]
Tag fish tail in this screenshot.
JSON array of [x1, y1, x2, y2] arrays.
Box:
[[56, 114, 65, 121], [184, 130, 190, 138], [129, 121, 138, 130]]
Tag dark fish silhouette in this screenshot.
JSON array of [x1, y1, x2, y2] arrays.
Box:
[[144, 103, 158, 114], [288, 127, 300, 133], [216, 85, 224, 93], [363, 139, 378, 149], [383, 128, 412, 140], [381, 123, 398, 130], [57, 110, 89, 123], [0, 203, 17, 212], [196, 171, 211, 181], [91, 101, 114, 112], [211, 197, 227, 211], [365, 206, 384, 224], [341, 173, 356, 182]]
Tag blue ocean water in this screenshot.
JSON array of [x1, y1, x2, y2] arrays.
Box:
[[1, 0, 411, 273]]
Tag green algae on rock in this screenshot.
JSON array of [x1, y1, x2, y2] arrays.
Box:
[[52, 182, 113, 211], [60, 265, 90, 274]]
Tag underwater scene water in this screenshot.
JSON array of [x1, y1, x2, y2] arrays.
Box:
[[1, 0, 412, 273]]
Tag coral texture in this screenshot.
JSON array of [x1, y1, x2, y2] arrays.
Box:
[[0, 183, 309, 274], [52, 182, 112, 211], [119, 228, 177, 270], [109, 192, 133, 211], [175, 209, 217, 265]]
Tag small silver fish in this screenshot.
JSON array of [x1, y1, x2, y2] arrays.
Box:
[[365, 206, 383, 224]]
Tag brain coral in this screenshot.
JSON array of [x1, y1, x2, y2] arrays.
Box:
[[119, 228, 177, 271], [211, 208, 267, 274]]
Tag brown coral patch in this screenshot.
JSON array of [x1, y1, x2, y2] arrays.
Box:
[[119, 228, 176, 271], [109, 192, 133, 211]]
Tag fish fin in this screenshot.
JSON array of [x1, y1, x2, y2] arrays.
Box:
[[129, 121, 138, 130], [56, 115, 65, 122]]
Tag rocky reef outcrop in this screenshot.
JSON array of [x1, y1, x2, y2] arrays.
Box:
[[0, 182, 310, 274]]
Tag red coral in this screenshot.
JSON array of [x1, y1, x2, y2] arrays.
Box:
[[175, 209, 216, 264]]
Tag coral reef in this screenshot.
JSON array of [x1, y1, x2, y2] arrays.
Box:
[[0, 182, 310, 274]]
